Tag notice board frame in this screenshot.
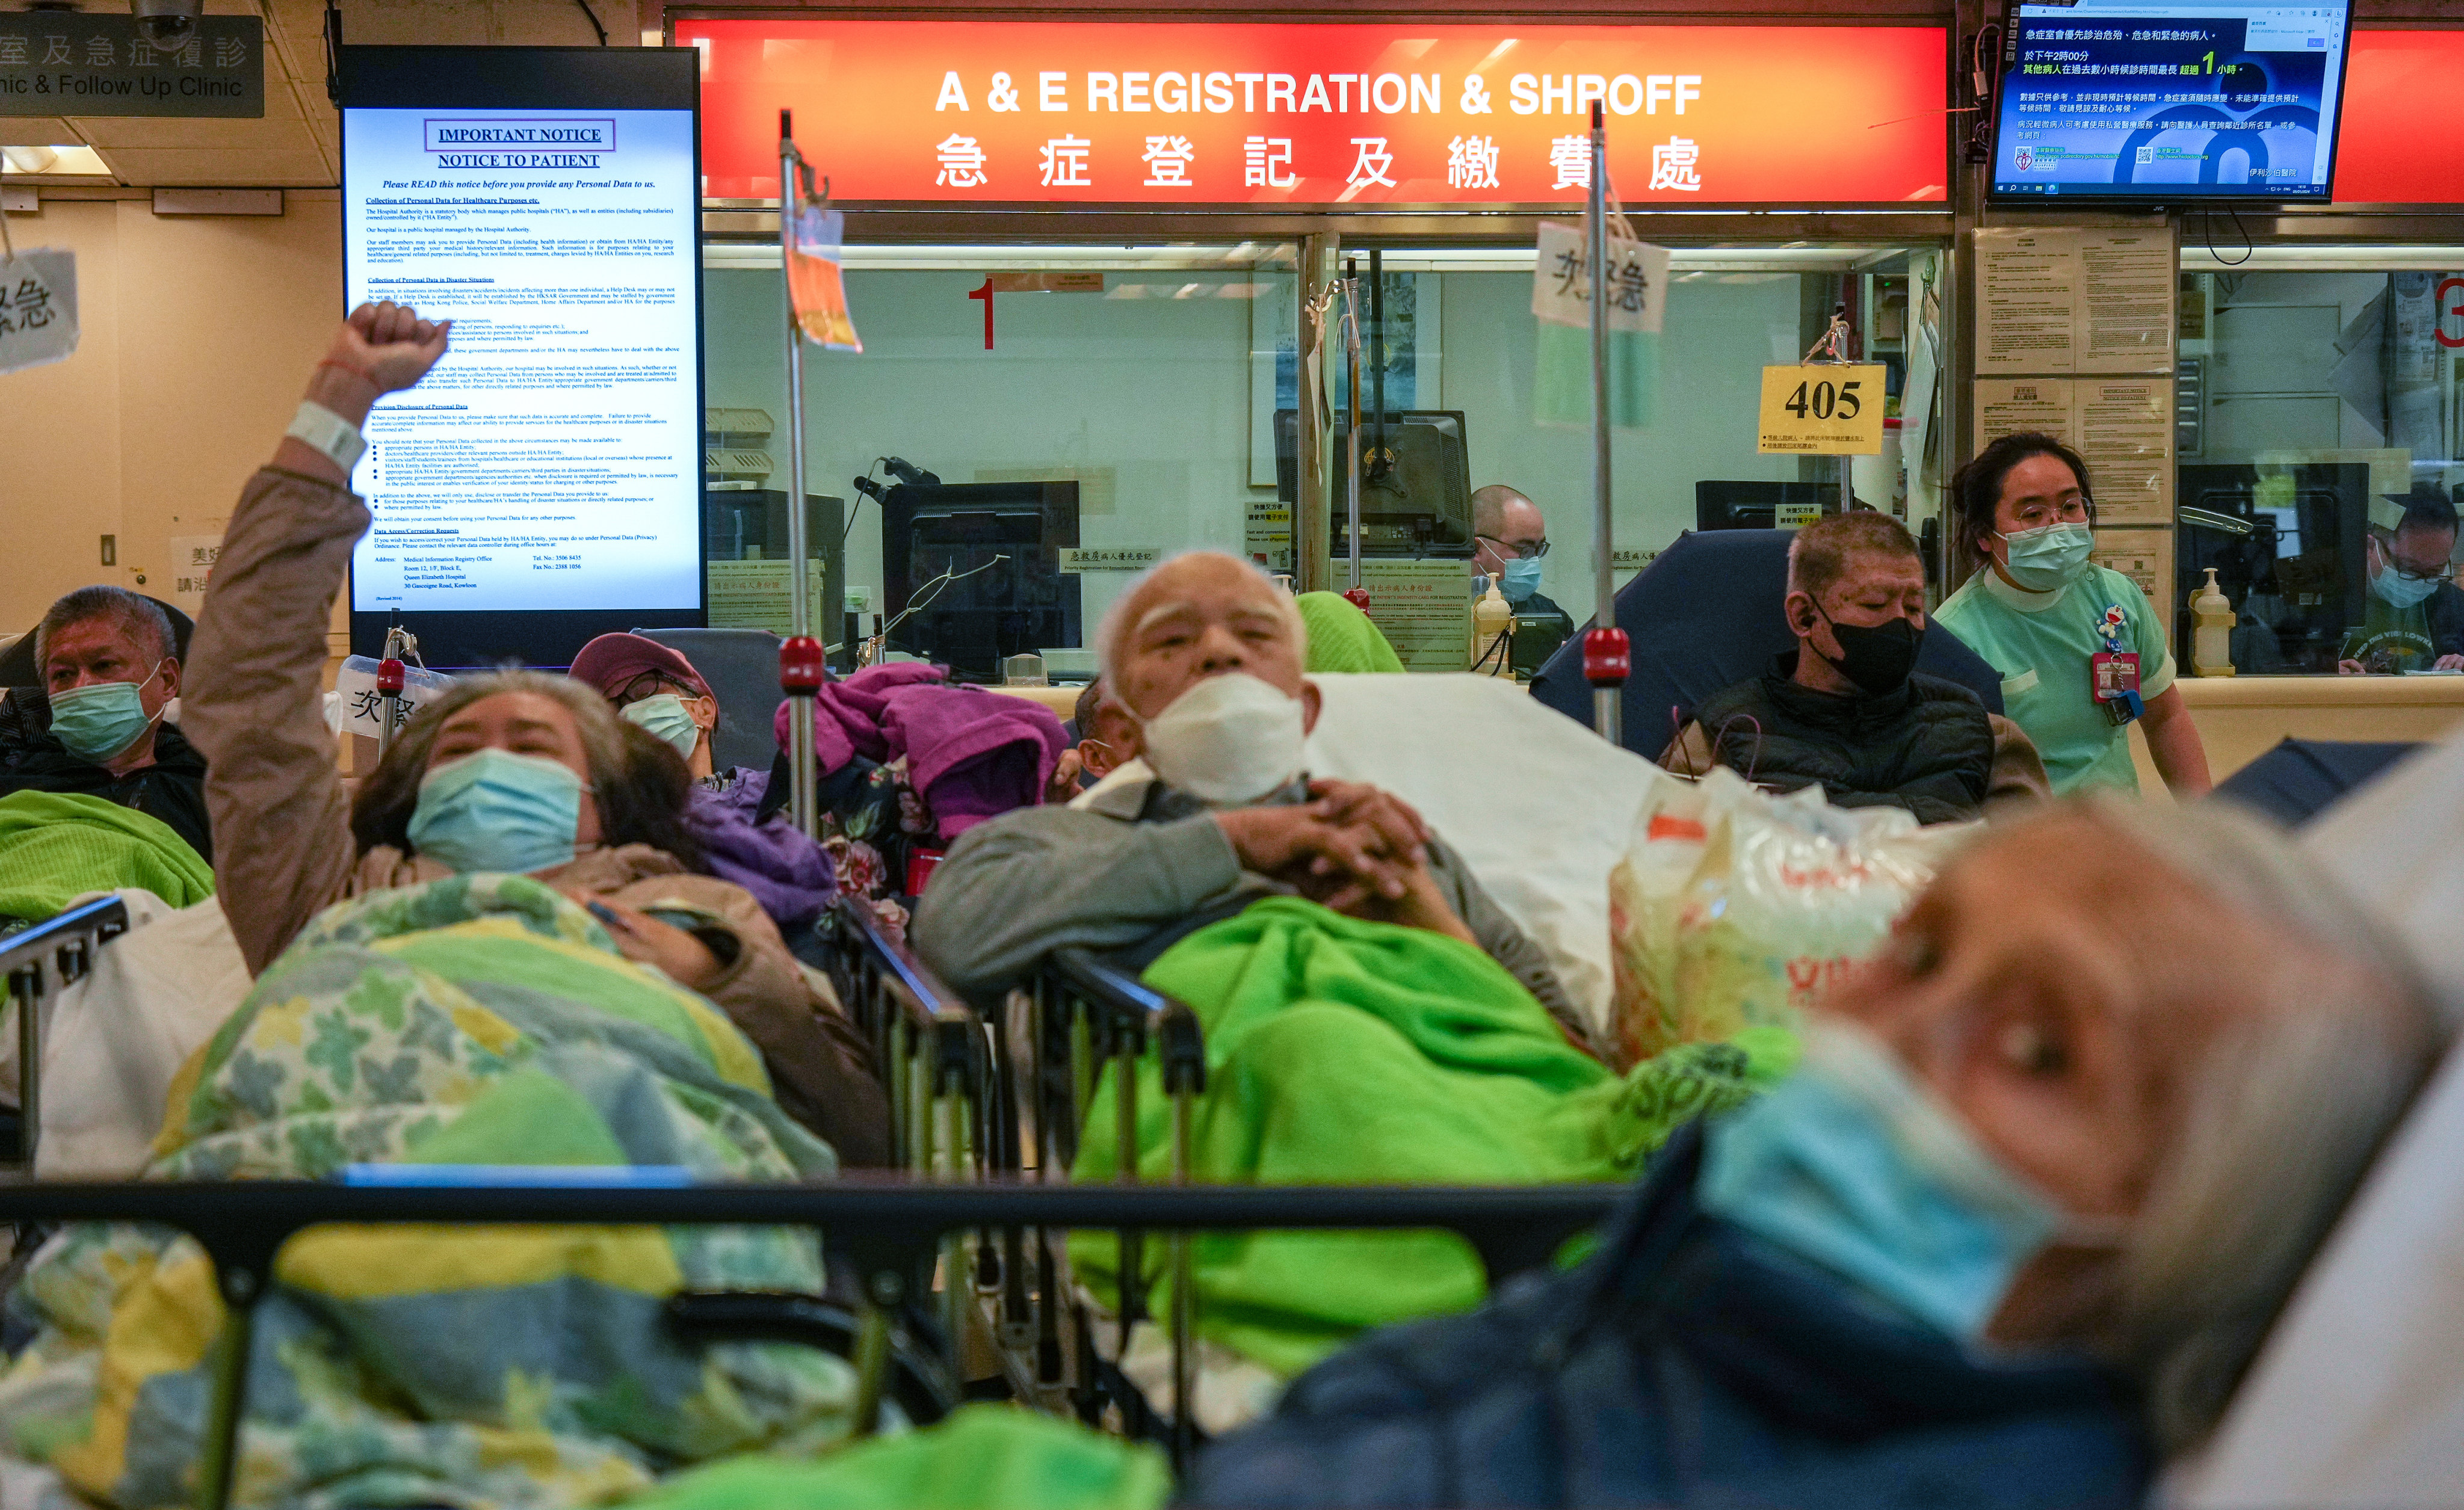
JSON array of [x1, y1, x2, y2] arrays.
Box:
[[339, 44, 708, 670]]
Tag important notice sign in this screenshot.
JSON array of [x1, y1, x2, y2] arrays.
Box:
[[0, 15, 263, 117], [679, 19, 1948, 205]]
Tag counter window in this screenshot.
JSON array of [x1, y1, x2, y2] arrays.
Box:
[[2179, 257, 2464, 676], [700, 239, 1948, 679]]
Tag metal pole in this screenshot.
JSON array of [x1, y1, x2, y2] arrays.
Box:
[[1343, 259, 1363, 593], [780, 112, 818, 839], [1587, 102, 1619, 745], [11, 967, 37, 1169]]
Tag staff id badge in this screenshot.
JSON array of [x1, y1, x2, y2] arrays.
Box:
[[2092, 651, 2144, 726]]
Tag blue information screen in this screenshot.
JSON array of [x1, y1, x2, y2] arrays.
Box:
[[1990, 0, 2351, 202]]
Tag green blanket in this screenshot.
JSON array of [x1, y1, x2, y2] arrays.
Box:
[[0, 874, 855, 1509], [0, 789, 212, 922], [634, 1406, 1169, 1510], [1070, 896, 1793, 1376], [1297, 591, 1406, 674]]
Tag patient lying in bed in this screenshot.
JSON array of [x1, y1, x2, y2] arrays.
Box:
[[913, 550, 1596, 1055]]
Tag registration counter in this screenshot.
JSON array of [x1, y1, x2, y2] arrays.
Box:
[[2127, 675, 2464, 795]]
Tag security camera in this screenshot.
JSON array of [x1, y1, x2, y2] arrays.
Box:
[[131, 0, 200, 49]]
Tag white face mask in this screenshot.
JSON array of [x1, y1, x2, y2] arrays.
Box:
[[1132, 671, 1307, 807]]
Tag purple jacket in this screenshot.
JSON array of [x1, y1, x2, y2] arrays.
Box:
[[776, 665, 1066, 841], [881, 685, 1069, 838], [686, 768, 838, 932]]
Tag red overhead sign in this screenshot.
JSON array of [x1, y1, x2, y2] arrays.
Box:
[[2336, 32, 2464, 203], [678, 19, 1950, 206]]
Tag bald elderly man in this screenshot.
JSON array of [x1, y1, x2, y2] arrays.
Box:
[[912, 550, 1589, 1048], [1187, 798, 2445, 1508], [1469, 484, 1567, 622]]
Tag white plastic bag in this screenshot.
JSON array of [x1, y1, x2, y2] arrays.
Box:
[[1607, 769, 1966, 1067]]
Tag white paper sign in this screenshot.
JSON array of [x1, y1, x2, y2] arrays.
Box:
[[167, 534, 224, 615], [0, 248, 78, 375], [1532, 224, 1668, 334], [335, 653, 456, 737]]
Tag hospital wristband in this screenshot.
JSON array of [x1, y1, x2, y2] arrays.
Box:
[[286, 399, 368, 472]]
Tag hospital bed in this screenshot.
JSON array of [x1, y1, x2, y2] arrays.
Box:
[[1, 892, 132, 1169]]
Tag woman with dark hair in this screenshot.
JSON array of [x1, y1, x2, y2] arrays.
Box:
[[184, 302, 888, 1164], [1934, 432, 2211, 797]]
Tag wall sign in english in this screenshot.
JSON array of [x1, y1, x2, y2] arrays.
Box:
[[678, 19, 1948, 206], [0, 14, 263, 117], [339, 46, 704, 665]]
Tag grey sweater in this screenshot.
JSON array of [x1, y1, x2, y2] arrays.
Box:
[[911, 774, 1589, 1047]]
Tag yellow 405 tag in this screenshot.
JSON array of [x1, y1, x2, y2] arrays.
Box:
[[1757, 364, 1888, 455]]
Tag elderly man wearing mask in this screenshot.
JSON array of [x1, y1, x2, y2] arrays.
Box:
[[0, 586, 210, 859], [1185, 798, 2445, 1509], [912, 549, 1590, 1050]]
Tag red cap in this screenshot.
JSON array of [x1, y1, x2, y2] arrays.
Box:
[[566, 633, 712, 702]]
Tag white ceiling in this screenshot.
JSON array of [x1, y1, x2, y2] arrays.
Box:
[[0, 0, 624, 187]]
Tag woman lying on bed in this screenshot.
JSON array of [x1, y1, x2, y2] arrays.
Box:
[[181, 301, 887, 1166]]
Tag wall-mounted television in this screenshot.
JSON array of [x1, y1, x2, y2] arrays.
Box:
[[1988, 0, 2353, 205]]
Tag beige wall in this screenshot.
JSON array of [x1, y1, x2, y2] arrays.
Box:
[[1, 191, 341, 639]]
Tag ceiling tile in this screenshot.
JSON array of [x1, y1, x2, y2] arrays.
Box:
[[94, 146, 332, 185], [0, 119, 78, 147], [72, 116, 317, 150]]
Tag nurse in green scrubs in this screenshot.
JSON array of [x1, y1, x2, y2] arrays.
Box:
[[1935, 433, 2213, 798]]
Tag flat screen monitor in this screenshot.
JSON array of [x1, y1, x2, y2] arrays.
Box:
[[882, 481, 1081, 681], [1696, 481, 1828, 532], [340, 46, 705, 667], [1989, 0, 2353, 205], [1274, 410, 1475, 555]]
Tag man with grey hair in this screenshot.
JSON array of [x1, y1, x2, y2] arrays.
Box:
[[0, 585, 210, 859], [913, 549, 1587, 1047], [1187, 797, 2444, 1507]]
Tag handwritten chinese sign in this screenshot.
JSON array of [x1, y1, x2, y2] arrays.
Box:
[[0, 14, 263, 117], [335, 654, 456, 738], [678, 20, 1948, 206], [1531, 224, 1668, 334], [0, 248, 76, 375]]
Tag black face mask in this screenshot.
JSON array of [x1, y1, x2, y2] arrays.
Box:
[[1813, 606, 1924, 697]]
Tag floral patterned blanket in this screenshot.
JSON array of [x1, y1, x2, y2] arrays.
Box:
[[0, 874, 856, 1509]]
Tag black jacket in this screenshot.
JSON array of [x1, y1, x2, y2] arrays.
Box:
[[2428, 580, 2464, 658], [1690, 653, 1996, 825], [1187, 1123, 2147, 1509], [0, 690, 213, 861]]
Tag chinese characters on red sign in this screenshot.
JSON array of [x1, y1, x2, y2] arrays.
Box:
[[678, 20, 1949, 206]]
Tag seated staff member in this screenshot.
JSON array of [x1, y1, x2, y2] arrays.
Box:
[[2338, 482, 2464, 674], [184, 301, 888, 1166], [0, 587, 211, 860], [910, 549, 1593, 1053], [1936, 433, 2211, 798], [1664, 511, 2049, 822]]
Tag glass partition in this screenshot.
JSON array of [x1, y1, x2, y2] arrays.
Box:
[[700, 238, 1950, 676], [2179, 246, 2464, 676]]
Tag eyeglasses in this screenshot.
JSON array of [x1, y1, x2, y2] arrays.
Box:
[[2391, 562, 2456, 585], [1477, 534, 1552, 561]]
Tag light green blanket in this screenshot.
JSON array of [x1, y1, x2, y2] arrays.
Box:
[[0, 789, 212, 921], [0, 874, 855, 1509], [634, 1406, 1169, 1510], [1071, 896, 1794, 1376], [1297, 591, 1406, 674]]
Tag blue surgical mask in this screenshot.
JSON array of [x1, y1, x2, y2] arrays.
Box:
[[620, 693, 702, 760], [1501, 555, 1546, 604], [1697, 1021, 2065, 1340], [2372, 562, 2440, 610], [405, 748, 584, 875], [1996, 522, 2095, 594], [49, 662, 167, 763]]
